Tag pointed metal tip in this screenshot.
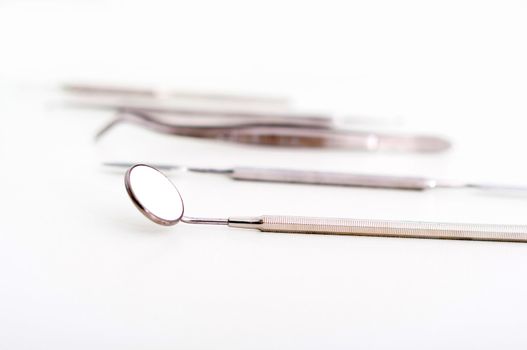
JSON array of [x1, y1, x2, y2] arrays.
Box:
[[94, 118, 122, 141], [103, 162, 181, 172]]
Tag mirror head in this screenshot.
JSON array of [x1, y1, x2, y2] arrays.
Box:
[[125, 164, 184, 226]]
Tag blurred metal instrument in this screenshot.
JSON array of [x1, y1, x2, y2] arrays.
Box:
[[65, 82, 451, 152], [96, 110, 450, 152], [63, 82, 290, 108], [62, 82, 405, 127], [63, 83, 339, 128], [105, 161, 526, 192]]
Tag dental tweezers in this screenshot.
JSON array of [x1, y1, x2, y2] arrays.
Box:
[[96, 111, 450, 152]]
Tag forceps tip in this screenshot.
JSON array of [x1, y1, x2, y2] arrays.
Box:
[[93, 115, 131, 141]]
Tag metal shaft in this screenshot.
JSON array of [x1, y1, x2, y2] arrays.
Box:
[[228, 215, 527, 242], [63, 83, 290, 106], [230, 167, 437, 190], [105, 162, 441, 190], [106, 162, 527, 192]]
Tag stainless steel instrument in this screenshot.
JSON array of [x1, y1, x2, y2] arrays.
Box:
[[108, 162, 527, 192], [64, 82, 451, 152], [63, 82, 290, 107], [124, 164, 527, 243], [97, 111, 450, 152]]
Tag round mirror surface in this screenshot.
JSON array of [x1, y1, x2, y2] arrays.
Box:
[[125, 165, 184, 225]]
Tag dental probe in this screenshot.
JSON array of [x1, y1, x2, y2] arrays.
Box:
[[107, 162, 527, 192]]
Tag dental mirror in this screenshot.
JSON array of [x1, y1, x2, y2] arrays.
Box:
[[125, 164, 184, 225], [124, 164, 527, 243]]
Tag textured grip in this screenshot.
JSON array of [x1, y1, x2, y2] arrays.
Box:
[[255, 215, 527, 242], [231, 167, 434, 190]]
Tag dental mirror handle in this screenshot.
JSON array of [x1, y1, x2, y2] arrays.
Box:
[[228, 216, 527, 242], [230, 167, 436, 190]]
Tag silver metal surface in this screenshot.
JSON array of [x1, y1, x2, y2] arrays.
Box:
[[125, 165, 185, 226], [125, 165, 229, 226], [108, 162, 527, 192], [63, 82, 290, 106], [231, 167, 436, 190], [123, 164, 527, 243], [228, 216, 527, 242], [95, 111, 450, 152], [182, 217, 229, 225], [106, 161, 233, 174]]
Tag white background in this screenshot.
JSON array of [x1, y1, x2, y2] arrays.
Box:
[[2, 0, 527, 348]]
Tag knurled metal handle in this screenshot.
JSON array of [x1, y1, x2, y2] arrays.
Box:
[[229, 215, 527, 242], [231, 167, 435, 190]]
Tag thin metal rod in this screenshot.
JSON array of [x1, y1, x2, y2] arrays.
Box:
[[72, 102, 330, 126], [63, 83, 290, 106], [106, 161, 181, 172], [104, 162, 233, 175], [182, 216, 229, 225]]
